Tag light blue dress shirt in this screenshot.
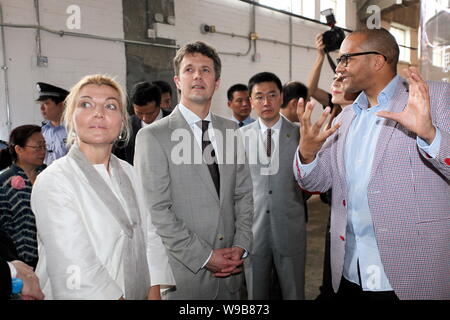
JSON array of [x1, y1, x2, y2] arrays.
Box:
[[342, 76, 399, 291], [231, 115, 255, 127], [41, 122, 68, 166], [294, 75, 442, 291]]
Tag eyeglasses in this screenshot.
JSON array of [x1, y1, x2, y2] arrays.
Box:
[[25, 145, 47, 151], [252, 92, 280, 104], [336, 51, 387, 67]]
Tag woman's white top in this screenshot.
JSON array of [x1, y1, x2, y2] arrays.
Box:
[[31, 155, 175, 300]]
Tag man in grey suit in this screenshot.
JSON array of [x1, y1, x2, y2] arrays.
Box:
[[241, 72, 307, 300], [134, 41, 254, 300]]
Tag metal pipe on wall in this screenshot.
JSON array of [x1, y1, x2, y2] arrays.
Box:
[[34, 0, 42, 58], [0, 4, 12, 135], [289, 13, 293, 81], [0, 23, 180, 49]]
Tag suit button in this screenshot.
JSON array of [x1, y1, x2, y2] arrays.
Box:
[[218, 235, 224, 241], [269, 190, 272, 194], [266, 210, 270, 214], [342, 200, 346, 206]]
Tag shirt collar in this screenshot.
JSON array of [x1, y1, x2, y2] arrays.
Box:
[[43, 121, 64, 129], [141, 109, 163, 128], [352, 75, 400, 114], [232, 115, 252, 124], [178, 103, 212, 127], [258, 115, 282, 133]]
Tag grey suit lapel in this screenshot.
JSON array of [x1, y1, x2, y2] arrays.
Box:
[[369, 78, 409, 181], [169, 106, 220, 204], [278, 117, 296, 159]]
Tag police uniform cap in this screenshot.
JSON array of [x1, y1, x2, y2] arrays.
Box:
[[36, 82, 69, 102]]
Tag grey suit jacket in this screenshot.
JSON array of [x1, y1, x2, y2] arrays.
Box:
[[134, 106, 254, 299], [241, 117, 306, 257]]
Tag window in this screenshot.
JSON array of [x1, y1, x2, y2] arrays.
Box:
[[258, 0, 315, 18], [320, 0, 337, 23], [390, 24, 411, 63], [432, 47, 450, 71], [320, 0, 346, 27]]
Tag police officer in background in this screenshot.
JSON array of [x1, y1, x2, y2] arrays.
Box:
[[36, 82, 69, 165]]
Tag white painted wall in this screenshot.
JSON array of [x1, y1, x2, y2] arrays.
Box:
[[173, 0, 357, 120], [0, 0, 358, 141], [0, 0, 126, 141]]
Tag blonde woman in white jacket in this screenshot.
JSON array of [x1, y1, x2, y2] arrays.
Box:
[[31, 74, 175, 300]]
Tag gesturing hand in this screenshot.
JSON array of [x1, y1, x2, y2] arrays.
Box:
[[297, 98, 341, 164], [377, 67, 436, 144]]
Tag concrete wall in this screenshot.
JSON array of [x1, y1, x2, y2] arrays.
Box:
[[0, 0, 126, 141]]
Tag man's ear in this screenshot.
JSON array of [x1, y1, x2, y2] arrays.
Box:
[[173, 76, 180, 90], [249, 96, 255, 109], [214, 78, 221, 91], [374, 55, 387, 71]]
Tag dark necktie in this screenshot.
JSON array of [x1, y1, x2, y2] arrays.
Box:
[[266, 128, 273, 157], [199, 120, 220, 196], [238, 121, 244, 128]]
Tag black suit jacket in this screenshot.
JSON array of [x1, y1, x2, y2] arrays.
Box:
[[0, 230, 19, 299], [113, 109, 171, 165]]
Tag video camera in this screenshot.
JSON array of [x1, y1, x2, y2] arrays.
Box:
[[320, 9, 346, 53]]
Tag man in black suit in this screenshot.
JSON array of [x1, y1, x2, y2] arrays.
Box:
[[114, 82, 171, 164], [0, 230, 44, 299]]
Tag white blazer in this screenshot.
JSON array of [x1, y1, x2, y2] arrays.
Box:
[[31, 156, 175, 300]]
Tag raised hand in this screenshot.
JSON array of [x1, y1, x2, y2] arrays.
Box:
[[315, 33, 325, 56], [377, 67, 436, 144], [297, 98, 341, 164]]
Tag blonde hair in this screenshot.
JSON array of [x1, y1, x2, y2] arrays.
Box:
[[63, 74, 130, 147]]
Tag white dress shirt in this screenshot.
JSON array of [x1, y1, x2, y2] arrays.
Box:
[[141, 108, 164, 128], [178, 104, 248, 265]]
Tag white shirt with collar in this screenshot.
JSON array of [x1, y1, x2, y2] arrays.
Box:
[[178, 103, 248, 265], [258, 114, 282, 153], [141, 108, 164, 128], [178, 103, 221, 163]]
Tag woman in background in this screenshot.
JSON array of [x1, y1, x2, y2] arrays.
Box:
[[31, 74, 175, 299], [306, 33, 360, 300], [0, 125, 46, 269]]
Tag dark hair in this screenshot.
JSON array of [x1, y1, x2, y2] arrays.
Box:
[[152, 80, 172, 97], [281, 81, 308, 108], [130, 82, 161, 107], [248, 72, 283, 96], [0, 141, 10, 170], [5, 125, 42, 165], [352, 28, 399, 73], [227, 84, 248, 101], [173, 41, 221, 80]]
